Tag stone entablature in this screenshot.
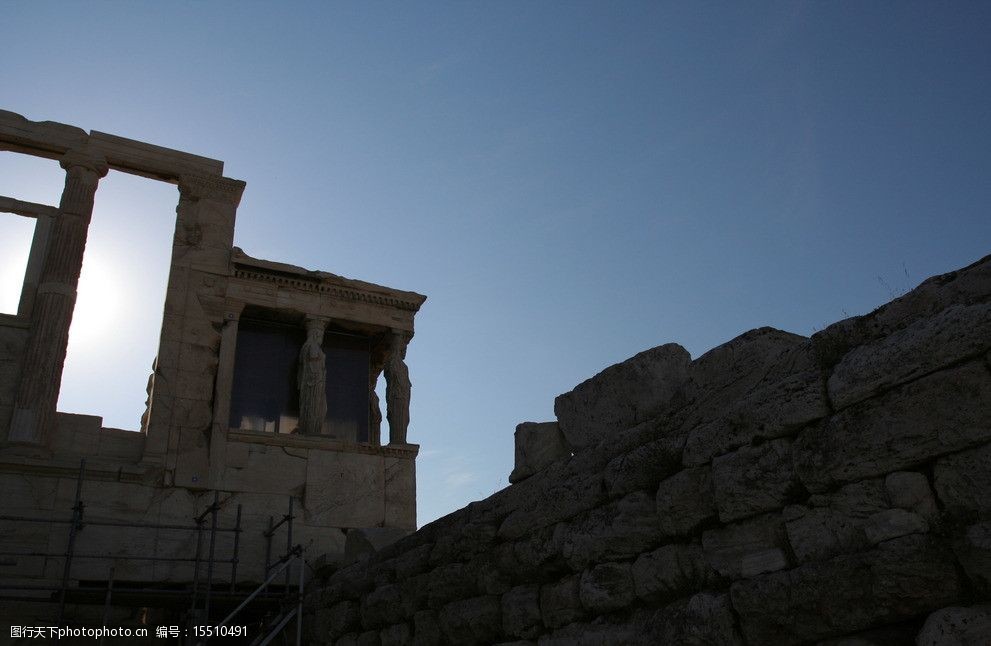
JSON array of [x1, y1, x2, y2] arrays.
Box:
[[0, 110, 425, 626]]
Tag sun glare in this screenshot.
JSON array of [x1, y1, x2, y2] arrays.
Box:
[[66, 252, 122, 350], [0, 215, 35, 315]]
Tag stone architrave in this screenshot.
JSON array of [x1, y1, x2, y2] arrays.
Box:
[[384, 331, 411, 445], [8, 148, 108, 448], [298, 318, 328, 436]]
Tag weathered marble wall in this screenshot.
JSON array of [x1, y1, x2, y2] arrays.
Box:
[[305, 253, 991, 646]]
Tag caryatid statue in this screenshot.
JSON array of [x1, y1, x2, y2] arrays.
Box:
[[297, 318, 328, 435], [384, 331, 411, 445]]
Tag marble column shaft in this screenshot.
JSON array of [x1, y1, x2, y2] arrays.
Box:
[[8, 150, 108, 446]]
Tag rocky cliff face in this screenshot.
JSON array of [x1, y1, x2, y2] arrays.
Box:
[[304, 253, 991, 645]]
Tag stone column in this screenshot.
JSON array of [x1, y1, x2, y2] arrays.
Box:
[[7, 149, 108, 448], [384, 330, 412, 445]]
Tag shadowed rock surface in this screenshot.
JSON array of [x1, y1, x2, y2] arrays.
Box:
[[305, 253, 991, 645]]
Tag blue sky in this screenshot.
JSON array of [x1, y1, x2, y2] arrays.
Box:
[[2, 2, 989, 525]]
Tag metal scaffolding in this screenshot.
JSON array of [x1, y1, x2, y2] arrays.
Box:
[[0, 458, 307, 645]]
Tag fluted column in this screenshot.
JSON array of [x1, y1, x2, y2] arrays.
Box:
[[7, 149, 108, 447]]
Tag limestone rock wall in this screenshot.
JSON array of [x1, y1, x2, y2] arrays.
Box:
[[305, 253, 991, 646]]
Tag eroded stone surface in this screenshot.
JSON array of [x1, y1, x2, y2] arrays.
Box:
[[828, 302, 991, 410], [794, 362, 991, 492], [437, 595, 501, 645], [711, 437, 799, 522], [702, 514, 790, 580], [638, 593, 744, 646], [539, 575, 584, 629], [953, 522, 991, 596], [578, 562, 635, 613], [934, 442, 991, 521], [730, 535, 963, 646], [554, 343, 692, 451], [683, 340, 828, 465], [916, 604, 991, 646], [560, 490, 661, 570], [501, 585, 542, 640], [632, 543, 719, 602], [656, 467, 716, 537], [510, 422, 571, 483], [305, 253, 991, 646]]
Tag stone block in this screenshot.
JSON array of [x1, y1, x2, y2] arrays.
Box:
[[554, 343, 691, 451], [953, 521, 991, 596], [540, 575, 584, 629], [793, 362, 991, 492], [426, 562, 477, 609], [430, 521, 497, 564], [683, 344, 828, 465], [501, 585, 541, 640], [831, 302, 991, 410], [355, 631, 380, 646], [392, 544, 433, 580], [885, 470, 939, 522], [306, 450, 385, 528], [0, 473, 57, 513], [504, 523, 568, 580], [538, 618, 637, 645], [730, 535, 963, 646], [325, 600, 360, 640], [633, 593, 744, 646], [474, 554, 511, 595], [560, 490, 661, 570], [509, 422, 570, 483], [497, 467, 605, 541], [785, 506, 870, 564], [397, 573, 430, 619], [862, 508, 928, 544], [702, 514, 790, 580], [578, 562, 635, 613], [603, 433, 684, 498], [934, 442, 991, 521], [437, 595, 501, 645], [411, 610, 441, 646], [222, 440, 308, 494], [810, 253, 991, 370], [346, 527, 410, 561], [384, 456, 416, 529], [361, 584, 404, 629], [379, 623, 410, 646], [655, 466, 716, 537], [678, 328, 809, 430], [784, 475, 931, 563], [915, 604, 991, 646], [631, 542, 719, 602], [711, 437, 799, 522]]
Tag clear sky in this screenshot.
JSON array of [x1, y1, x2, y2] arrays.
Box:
[[1, 2, 989, 526]]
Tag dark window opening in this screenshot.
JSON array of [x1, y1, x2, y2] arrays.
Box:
[[229, 318, 304, 434], [323, 330, 370, 443], [228, 315, 371, 442]]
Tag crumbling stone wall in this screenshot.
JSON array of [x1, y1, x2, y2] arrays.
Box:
[[305, 253, 991, 645]]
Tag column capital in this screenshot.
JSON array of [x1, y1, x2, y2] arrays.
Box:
[[178, 174, 246, 206], [59, 148, 109, 178]]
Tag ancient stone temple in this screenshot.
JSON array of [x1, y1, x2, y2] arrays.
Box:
[[0, 110, 425, 634]]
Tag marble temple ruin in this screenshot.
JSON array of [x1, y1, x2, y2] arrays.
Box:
[[0, 109, 425, 636]]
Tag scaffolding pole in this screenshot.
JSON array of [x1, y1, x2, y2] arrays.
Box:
[[56, 459, 86, 626]]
